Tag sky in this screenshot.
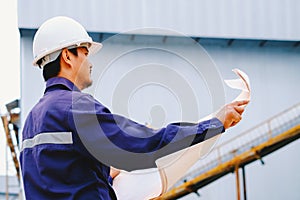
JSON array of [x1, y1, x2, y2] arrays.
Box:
[[0, 0, 20, 176]]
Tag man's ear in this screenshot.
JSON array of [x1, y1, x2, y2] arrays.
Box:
[[61, 49, 72, 66]]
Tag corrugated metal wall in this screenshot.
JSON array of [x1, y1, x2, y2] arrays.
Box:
[[18, 0, 300, 40]]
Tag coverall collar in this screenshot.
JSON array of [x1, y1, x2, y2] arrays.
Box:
[[45, 77, 81, 93]]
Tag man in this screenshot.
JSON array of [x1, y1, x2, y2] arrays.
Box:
[[20, 16, 248, 200]]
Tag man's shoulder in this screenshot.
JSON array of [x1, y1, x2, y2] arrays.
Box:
[[47, 89, 91, 101], [71, 91, 96, 103]]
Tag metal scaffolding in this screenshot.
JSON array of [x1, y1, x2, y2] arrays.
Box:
[[1, 99, 21, 199], [157, 102, 300, 199]]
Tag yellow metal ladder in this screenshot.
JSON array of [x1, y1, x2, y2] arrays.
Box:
[[1, 99, 20, 181]]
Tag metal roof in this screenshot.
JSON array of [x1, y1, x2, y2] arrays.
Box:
[[18, 0, 300, 40]]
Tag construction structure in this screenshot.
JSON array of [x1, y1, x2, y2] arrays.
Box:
[[157, 103, 300, 199], [1, 99, 21, 199]]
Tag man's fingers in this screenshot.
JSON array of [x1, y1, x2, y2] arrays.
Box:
[[230, 121, 238, 127], [228, 110, 242, 128], [233, 110, 242, 123], [232, 100, 249, 106], [234, 105, 245, 115]]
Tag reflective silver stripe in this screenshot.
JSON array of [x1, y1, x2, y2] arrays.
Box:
[[21, 132, 73, 152]]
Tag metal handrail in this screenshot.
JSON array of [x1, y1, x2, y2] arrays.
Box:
[[175, 102, 300, 186]]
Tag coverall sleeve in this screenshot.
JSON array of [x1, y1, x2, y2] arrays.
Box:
[[69, 94, 224, 171]]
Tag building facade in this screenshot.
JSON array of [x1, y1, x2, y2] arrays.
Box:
[[18, 1, 300, 199]]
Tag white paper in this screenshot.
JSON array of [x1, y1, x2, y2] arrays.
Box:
[[112, 68, 251, 199], [113, 168, 161, 200]]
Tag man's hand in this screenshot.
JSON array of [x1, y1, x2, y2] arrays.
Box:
[[110, 167, 120, 179], [215, 100, 249, 130]]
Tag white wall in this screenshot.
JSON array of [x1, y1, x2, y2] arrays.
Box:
[[21, 34, 300, 199]]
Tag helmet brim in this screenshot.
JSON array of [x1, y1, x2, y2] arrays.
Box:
[[32, 41, 103, 67], [88, 41, 103, 56]]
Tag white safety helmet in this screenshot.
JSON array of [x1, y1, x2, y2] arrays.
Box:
[[32, 16, 102, 67]]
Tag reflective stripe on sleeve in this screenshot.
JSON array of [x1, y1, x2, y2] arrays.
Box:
[[21, 132, 73, 152]]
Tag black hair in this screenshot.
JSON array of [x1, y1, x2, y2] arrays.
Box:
[[41, 48, 78, 81]]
